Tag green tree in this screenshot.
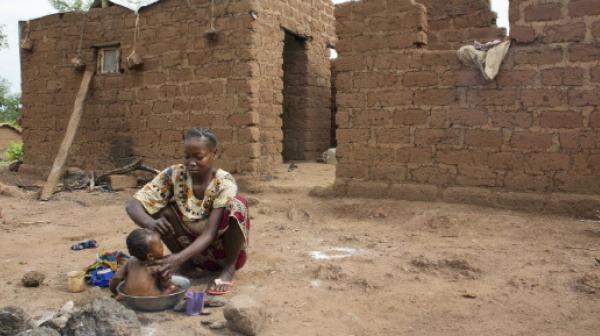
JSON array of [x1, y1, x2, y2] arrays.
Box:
[[0, 25, 8, 49], [48, 0, 94, 12], [0, 78, 21, 124], [48, 0, 145, 12]]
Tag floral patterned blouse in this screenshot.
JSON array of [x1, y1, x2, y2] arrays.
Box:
[[134, 164, 237, 233]]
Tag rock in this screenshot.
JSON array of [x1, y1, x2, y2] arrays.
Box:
[[223, 295, 267, 336], [16, 327, 60, 336], [287, 207, 311, 222], [204, 297, 226, 308], [21, 271, 45, 287], [64, 297, 141, 336], [0, 182, 30, 199], [0, 306, 35, 336], [63, 168, 89, 191], [40, 301, 75, 331], [207, 320, 227, 330], [247, 197, 260, 206], [321, 148, 337, 164]]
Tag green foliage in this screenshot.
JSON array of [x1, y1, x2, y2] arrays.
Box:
[[47, 0, 146, 12], [5, 143, 23, 162], [48, 0, 94, 12], [0, 79, 20, 124], [0, 78, 21, 124], [0, 25, 7, 49]]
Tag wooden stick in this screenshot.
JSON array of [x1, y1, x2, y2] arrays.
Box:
[[40, 70, 94, 201]]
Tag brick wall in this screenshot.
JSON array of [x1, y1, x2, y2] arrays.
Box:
[[335, 0, 600, 215], [20, 0, 334, 176], [252, 0, 335, 170]]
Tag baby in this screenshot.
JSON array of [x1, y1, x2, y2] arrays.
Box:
[[109, 228, 177, 297]]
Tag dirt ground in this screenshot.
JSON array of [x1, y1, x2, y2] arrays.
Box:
[[1, 163, 600, 336]]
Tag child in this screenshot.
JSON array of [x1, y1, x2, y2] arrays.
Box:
[[109, 228, 177, 297]]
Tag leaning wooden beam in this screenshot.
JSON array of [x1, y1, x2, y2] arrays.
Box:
[[40, 70, 95, 201]]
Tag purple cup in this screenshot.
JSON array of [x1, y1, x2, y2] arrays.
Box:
[[195, 291, 205, 314], [185, 291, 205, 316]]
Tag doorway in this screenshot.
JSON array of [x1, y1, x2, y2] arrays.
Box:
[[281, 31, 309, 161]]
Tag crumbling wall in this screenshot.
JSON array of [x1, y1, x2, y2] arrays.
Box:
[[252, 0, 335, 170], [419, 0, 506, 49], [17, 0, 248, 175], [335, 0, 600, 215]]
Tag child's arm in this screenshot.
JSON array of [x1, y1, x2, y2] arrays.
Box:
[[109, 263, 127, 295]]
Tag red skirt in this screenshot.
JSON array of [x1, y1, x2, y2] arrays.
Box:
[[170, 195, 250, 272]]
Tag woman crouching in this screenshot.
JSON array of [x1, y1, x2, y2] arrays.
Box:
[[126, 127, 249, 295]]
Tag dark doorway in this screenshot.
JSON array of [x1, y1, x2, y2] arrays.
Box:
[[281, 31, 309, 161]]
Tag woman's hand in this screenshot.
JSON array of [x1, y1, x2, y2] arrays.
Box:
[[146, 217, 174, 236], [154, 253, 184, 278]]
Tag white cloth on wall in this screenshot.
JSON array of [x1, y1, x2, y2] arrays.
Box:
[[457, 40, 511, 81]]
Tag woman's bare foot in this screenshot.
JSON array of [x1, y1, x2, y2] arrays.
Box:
[[207, 265, 235, 294]]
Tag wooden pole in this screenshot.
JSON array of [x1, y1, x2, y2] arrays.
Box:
[[40, 70, 94, 201]]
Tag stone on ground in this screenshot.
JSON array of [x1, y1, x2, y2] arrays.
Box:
[[40, 301, 75, 331], [223, 295, 267, 336], [16, 327, 60, 336], [0, 306, 35, 336], [21, 271, 45, 287], [64, 297, 141, 336]]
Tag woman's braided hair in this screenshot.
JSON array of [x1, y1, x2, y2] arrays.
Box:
[[184, 127, 218, 148]]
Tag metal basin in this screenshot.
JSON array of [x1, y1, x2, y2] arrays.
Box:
[[117, 275, 191, 312]]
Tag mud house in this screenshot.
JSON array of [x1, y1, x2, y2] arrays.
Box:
[[19, 0, 335, 176], [334, 0, 600, 216], [0, 124, 22, 160]]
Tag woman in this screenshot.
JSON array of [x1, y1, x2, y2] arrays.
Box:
[[126, 127, 250, 295]]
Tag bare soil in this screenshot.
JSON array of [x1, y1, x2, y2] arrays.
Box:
[[1, 163, 600, 335]]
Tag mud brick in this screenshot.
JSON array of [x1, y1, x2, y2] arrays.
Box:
[[464, 129, 503, 148], [568, 0, 600, 17], [413, 89, 458, 106], [369, 164, 408, 183], [228, 112, 259, 127], [392, 108, 428, 126], [590, 111, 600, 128], [410, 165, 455, 186], [389, 183, 440, 202], [337, 129, 370, 144], [591, 65, 600, 83], [543, 22, 586, 43], [540, 110, 583, 129], [447, 108, 488, 127], [414, 129, 461, 146], [527, 152, 571, 172], [403, 71, 438, 87], [374, 128, 410, 144], [568, 43, 600, 62], [514, 47, 564, 65], [555, 172, 600, 193], [524, 3, 562, 22], [490, 110, 533, 128], [593, 20, 600, 41], [510, 25, 535, 43], [568, 89, 600, 106], [238, 127, 260, 143], [541, 67, 585, 86], [354, 72, 398, 89], [510, 131, 553, 150], [521, 89, 566, 107], [367, 90, 413, 107], [437, 150, 488, 166], [488, 151, 525, 170], [467, 89, 519, 106], [559, 130, 598, 150], [440, 70, 484, 87], [396, 147, 432, 164], [337, 163, 369, 179], [109, 175, 138, 191], [442, 187, 492, 208]]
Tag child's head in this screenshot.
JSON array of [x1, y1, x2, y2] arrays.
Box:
[[126, 228, 164, 261]]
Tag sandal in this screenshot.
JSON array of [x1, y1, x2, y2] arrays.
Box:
[[207, 278, 234, 295], [71, 239, 98, 251]]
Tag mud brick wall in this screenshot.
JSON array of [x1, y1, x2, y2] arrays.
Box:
[[20, 0, 258, 175], [20, 0, 334, 176], [335, 0, 600, 216], [252, 0, 335, 169], [419, 0, 507, 50]]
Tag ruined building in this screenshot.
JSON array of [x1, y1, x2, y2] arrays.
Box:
[[334, 0, 600, 216], [19, 0, 335, 175]]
